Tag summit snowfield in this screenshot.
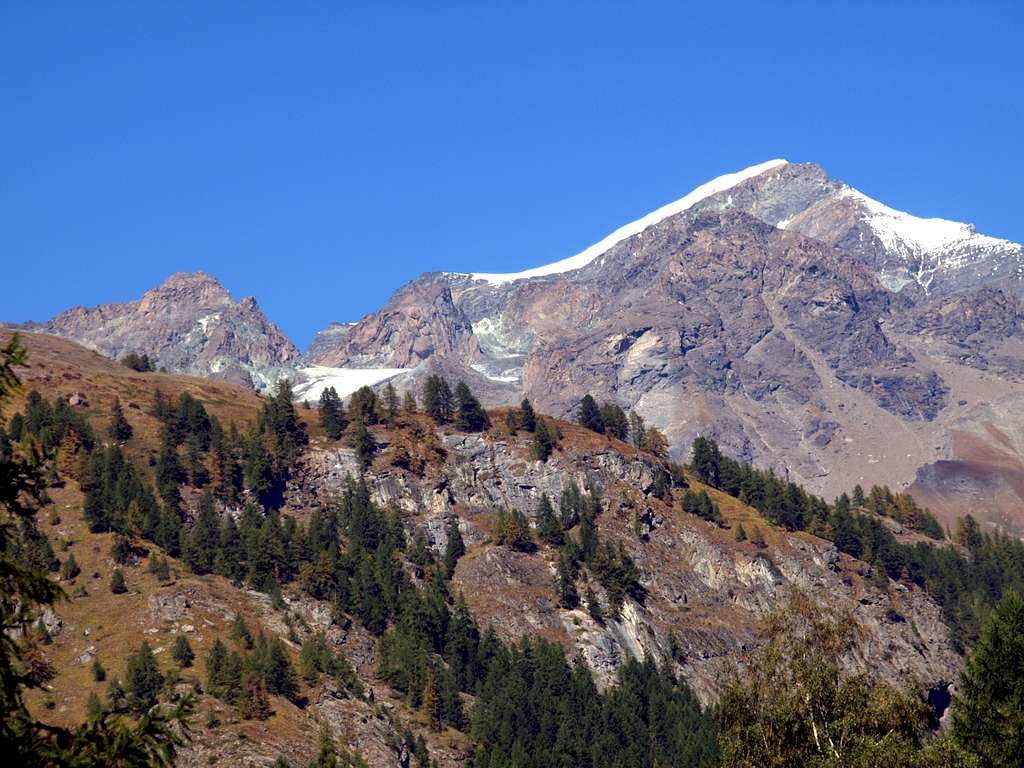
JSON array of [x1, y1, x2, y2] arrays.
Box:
[[469, 159, 789, 285]]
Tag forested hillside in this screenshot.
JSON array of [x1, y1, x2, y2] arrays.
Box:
[[3, 332, 1021, 767]]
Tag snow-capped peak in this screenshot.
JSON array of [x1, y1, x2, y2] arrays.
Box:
[[840, 187, 1009, 254], [470, 159, 788, 285]]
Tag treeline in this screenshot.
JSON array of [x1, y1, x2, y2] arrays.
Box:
[[689, 436, 1024, 648], [575, 394, 668, 458]]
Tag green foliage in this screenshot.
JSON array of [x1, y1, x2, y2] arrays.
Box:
[[259, 379, 309, 465], [690, 436, 722, 487], [469, 639, 717, 767], [110, 568, 127, 594], [422, 375, 453, 425], [518, 398, 536, 433], [124, 641, 164, 715], [492, 509, 533, 552], [318, 386, 346, 440], [92, 656, 106, 682], [535, 493, 563, 546], [716, 594, 976, 768], [121, 351, 156, 372], [530, 416, 558, 462], [172, 635, 194, 668], [453, 382, 489, 432], [346, 419, 376, 469], [442, 514, 465, 579], [107, 397, 134, 443], [576, 394, 604, 433], [680, 489, 724, 526], [952, 591, 1024, 766], [599, 402, 629, 440]]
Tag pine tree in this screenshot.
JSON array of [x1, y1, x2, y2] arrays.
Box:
[[952, 591, 1024, 766], [172, 635, 194, 667], [231, 614, 254, 649], [536, 494, 563, 546], [454, 382, 489, 432], [555, 552, 579, 608], [576, 394, 604, 433], [690, 436, 722, 487], [124, 641, 164, 715], [531, 417, 557, 462], [422, 375, 453, 424], [109, 568, 127, 594], [183, 491, 218, 574], [599, 403, 629, 440], [586, 586, 603, 623], [318, 386, 346, 440], [347, 419, 376, 469], [519, 398, 537, 433], [106, 397, 133, 443], [91, 656, 106, 682], [265, 637, 299, 700], [443, 515, 465, 579]]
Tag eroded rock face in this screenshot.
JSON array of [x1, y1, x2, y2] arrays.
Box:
[[39, 272, 299, 389], [286, 427, 960, 705]]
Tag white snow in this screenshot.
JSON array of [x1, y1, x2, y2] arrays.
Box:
[[470, 362, 520, 383], [292, 365, 410, 402], [840, 186, 1023, 293], [470, 159, 788, 285], [840, 187, 1009, 255], [776, 217, 792, 230]]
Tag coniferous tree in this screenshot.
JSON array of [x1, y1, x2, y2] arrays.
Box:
[[124, 641, 163, 715], [536, 494, 563, 546], [109, 568, 127, 594], [91, 657, 106, 682], [422, 375, 453, 424], [261, 379, 309, 464], [240, 669, 272, 720], [555, 552, 579, 608], [318, 386, 346, 440], [531, 417, 557, 462], [952, 591, 1024, 766], [183, 491, 219, 574], [106, 397, 133, 443], [347, 419, 376, 469], [690, 436, 722, 486], [576, 394, 604, 433], [599, 403, 629, 440], [231, 614, 254, 649], [519, 398, 537, 433], [347, 386, 380, 426], [86, 691, 104, 721], [628, 411, 647, 448], [172, 635, 194, 668], [442, 515, 465, 579], [453, 382, 489, 432]]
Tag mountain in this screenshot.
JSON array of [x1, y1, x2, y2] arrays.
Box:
[[307, 161, 1024, 534], [33, 272, 300, 389], [5, 331, 965, 766]]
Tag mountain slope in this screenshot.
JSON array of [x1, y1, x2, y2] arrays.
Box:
[[307, 161, 1024, 534], [34, 272, 299, 390]]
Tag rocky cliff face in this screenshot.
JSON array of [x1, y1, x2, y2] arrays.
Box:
[[306, 162, 1024, 532], [38, 272, 299, 389], [284, 420, 960, 705]]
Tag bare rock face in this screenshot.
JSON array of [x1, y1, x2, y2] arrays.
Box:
[[40, 272, 299, 389], [309, 274, 481, 368]]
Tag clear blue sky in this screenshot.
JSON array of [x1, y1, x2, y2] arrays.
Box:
[[2, 2, 1022, 349]]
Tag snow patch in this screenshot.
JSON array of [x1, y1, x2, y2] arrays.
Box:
[[293, 366, 410, 402], [470, 159, 788, 285], [469, 363, 520, 383]]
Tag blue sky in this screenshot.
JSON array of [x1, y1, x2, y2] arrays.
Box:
[[2, 1, 1022, 348]]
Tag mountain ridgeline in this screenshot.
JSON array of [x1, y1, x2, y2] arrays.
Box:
[[21, 160, 1024, 539]]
